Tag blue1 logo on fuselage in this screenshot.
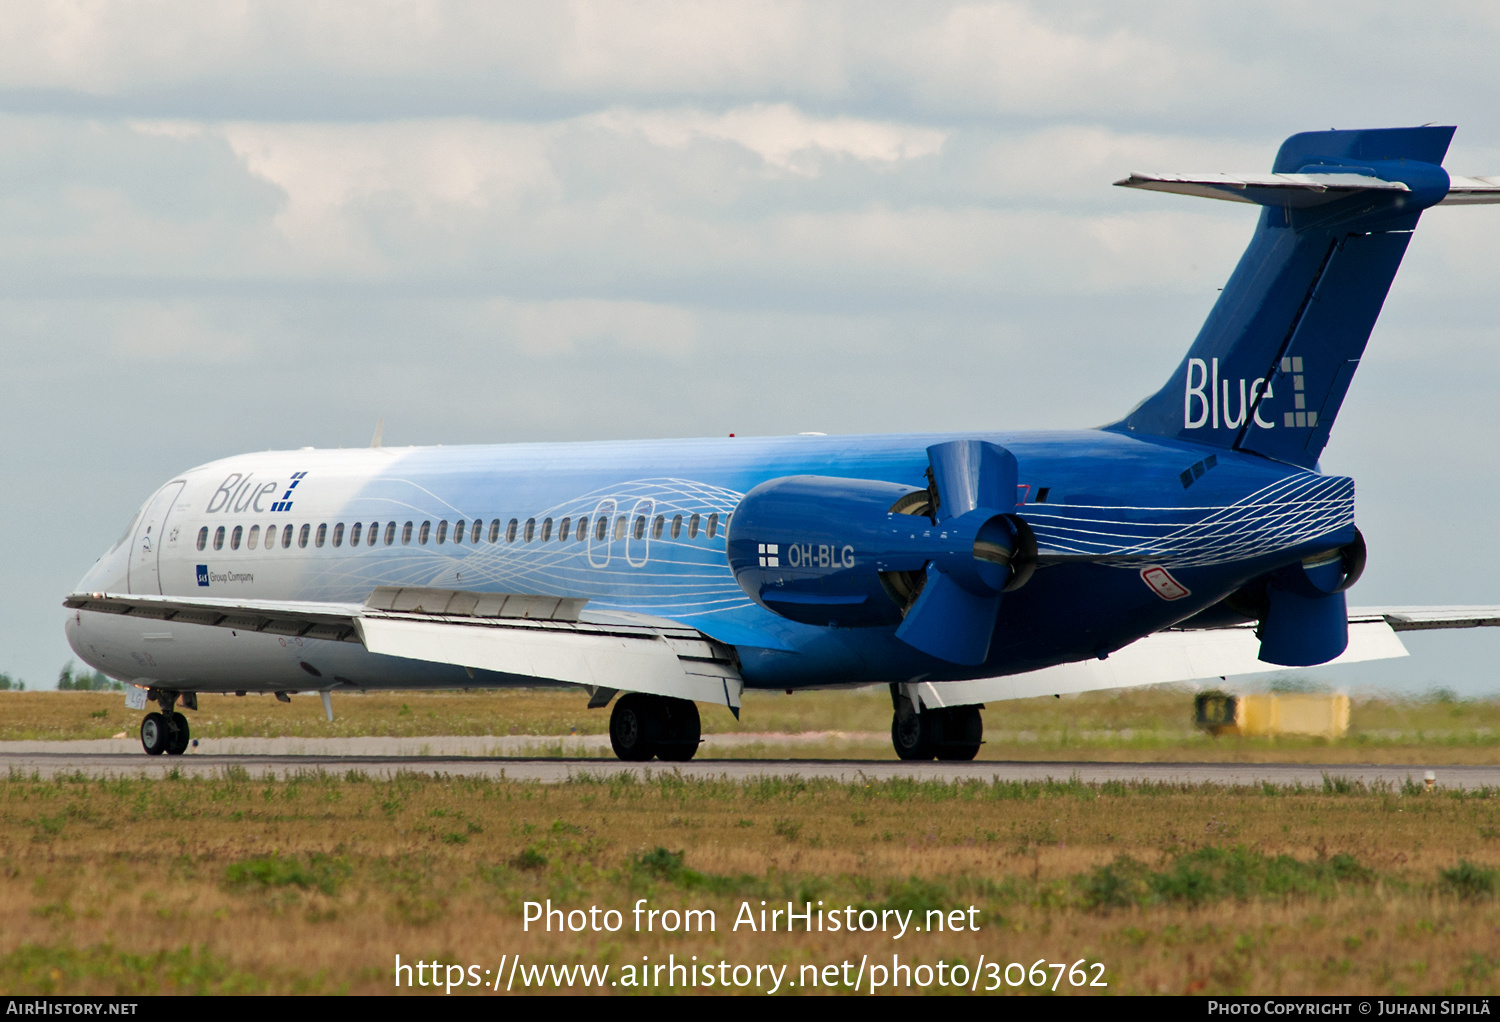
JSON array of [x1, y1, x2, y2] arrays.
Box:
[[1184, 357, 1278, 431]]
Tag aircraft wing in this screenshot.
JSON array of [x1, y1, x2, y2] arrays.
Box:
[[908, 606, 1500, 711], [64, 588, 744, 711]]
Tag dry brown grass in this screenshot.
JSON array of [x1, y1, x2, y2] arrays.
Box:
[[7, 687, 1500, 764], [2, 771, 1498, 995]]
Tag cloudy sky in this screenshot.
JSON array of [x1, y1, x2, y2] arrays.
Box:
[[5, 2, 1500, 693]]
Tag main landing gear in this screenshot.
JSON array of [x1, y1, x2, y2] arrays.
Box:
[[891, 685, 983, 761], [609, 693, 702, 762], [140, 691, 192, 756]]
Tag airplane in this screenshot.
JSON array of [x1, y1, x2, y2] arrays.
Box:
[[64, 125, 1500, 760]]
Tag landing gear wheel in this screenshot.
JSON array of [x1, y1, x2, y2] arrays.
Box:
[[934, 706, 983, 762], [892, 704, 934, 761], [167, 712, 190, 755], [141, 712, 169, 756], [654, 699, 702, 762], [610, 694, 658, 761]]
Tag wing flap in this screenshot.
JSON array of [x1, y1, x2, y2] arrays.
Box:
[[911, 620, 1407, 710], [1350, 605, 1500, 630], [66, 589, 743, 708]]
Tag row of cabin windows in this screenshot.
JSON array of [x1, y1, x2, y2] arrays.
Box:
[[195, 512, 723, 552]]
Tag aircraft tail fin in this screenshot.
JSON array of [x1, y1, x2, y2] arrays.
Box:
[[1107, 126, 1496, 469]]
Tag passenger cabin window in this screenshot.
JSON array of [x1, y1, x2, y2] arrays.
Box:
[[707, 513, 719, 539], [613, 516, 628, 541], [558, 517, 570, 541], [688, 513, 700, 538], [384, 522, 396, 545], [213, 526, 225, 551], [282, 524, 294, 548], [248, 524, 260, 550], [652, 515, 665, 539], [488, 519, 500, 543], [540, 518, 552, 542], [524, 518, 536, 543], [368, 522, 378, 546], [451, 520, 462, 544], [575, 516, 588, 542], [402, 522, 413, 545], [349, 522, 361, 546], [230, 525, 242, 550], [435, 520, 447, 544], [418, 521, 430, 545], [299, 524, 311, 548], [594, 516, 609, 541], [671, 514, 683, 539], [475, 520, 485, 544], [505, 519, 518, 543], [197, 527, 208, 551], [633, 515, 646, 540], [332, 523, 344, 547], [315, 524, 327, 548]]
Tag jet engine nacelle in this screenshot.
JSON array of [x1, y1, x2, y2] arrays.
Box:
[[726, 474, 1032, 630]]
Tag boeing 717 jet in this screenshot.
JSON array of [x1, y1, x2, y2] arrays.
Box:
[[65, 126, 1500, 759]]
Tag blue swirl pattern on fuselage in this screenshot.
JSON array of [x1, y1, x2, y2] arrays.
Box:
[[1025, 473, 1355, 568], [291, 472, 753, 618]]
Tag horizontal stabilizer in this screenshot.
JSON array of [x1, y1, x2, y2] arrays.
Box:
[[1115, 171, 1410, 207], [1439, 176, 1500, 205], [1116, 171, 1500, 207]]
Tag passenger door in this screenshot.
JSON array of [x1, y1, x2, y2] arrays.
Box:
[[127, 481, 185, 595]]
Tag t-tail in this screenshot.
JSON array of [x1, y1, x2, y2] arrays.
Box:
[[1107, 126, 1500, 467]]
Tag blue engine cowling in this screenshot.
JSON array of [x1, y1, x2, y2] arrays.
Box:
[[725, 475, 1033, 628]]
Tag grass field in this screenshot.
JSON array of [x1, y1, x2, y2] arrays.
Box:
[[1, 771, 1498, 995], [5, 687, 1500, 763]]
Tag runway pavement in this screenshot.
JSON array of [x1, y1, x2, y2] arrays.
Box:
[[2, 738, 1497, 788]]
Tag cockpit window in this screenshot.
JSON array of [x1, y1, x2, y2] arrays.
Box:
[[113, 508, 144, 552]]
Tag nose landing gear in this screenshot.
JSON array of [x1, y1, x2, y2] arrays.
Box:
[[139, 692, 191, 756]]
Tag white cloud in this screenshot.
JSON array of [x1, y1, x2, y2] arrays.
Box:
[[216, 119, 558, 266], [461, 298, 699, 357], [591, 104, 945, 174], [109, 302, 252, 362]]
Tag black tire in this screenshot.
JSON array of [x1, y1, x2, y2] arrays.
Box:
[[610, 694, 658, 761], [167, 712, 190, 755], [141, 712, 169, 756], [891, 705, 934, 761], [655, 699, 701, 762], [934, 706, 983, 761]]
